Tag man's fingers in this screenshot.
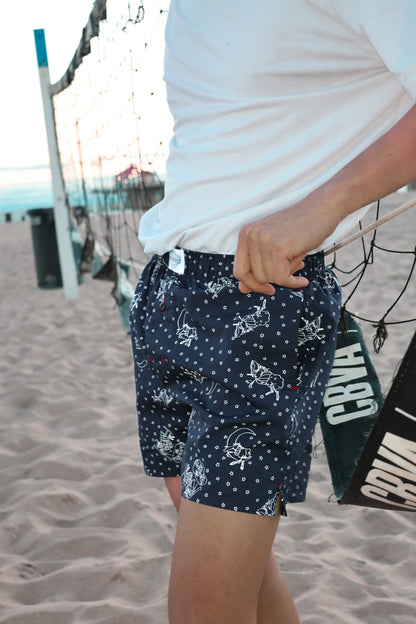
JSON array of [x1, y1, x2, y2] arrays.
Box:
[[281, 274, 309, 289], [234, 229, 251, 279], [234, 234, 275, 294], [245, 240, 273, 285], [234, 227, 310, 293], [290, 256, 306, 274], [237, 272, 308, 293], [237, 277, 275, 295]]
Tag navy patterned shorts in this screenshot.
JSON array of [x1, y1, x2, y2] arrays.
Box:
[[130, 249, 341, 516]]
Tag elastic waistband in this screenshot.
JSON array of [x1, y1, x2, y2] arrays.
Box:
[[301, 251, 325, 279], [160, 248, 325, 283]]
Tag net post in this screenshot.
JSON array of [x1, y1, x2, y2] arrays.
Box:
[[34, 29, 78, 299]]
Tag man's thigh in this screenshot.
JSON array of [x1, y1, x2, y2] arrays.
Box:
[[169, 499, 280, 624]]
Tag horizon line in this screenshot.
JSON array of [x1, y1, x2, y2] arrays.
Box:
[[0, 164, 50, 172]]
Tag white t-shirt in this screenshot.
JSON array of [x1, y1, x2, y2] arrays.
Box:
[[139, 0, 416, 255]]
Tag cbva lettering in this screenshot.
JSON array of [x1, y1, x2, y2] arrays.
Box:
[[361, 430, 416, 510], [323, 342, 376, 425]]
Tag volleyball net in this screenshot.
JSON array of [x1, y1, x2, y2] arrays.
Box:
[[52, 0, 171, 300]]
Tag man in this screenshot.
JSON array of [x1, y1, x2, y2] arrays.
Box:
[[130, 2, 416, 622]]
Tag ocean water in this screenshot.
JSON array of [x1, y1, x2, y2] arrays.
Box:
[[0, 167, 134, 223], [0, 166, 53, 223]]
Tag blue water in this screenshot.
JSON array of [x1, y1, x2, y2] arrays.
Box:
[[0, 167, 54, 223], [0, 166, 164, 223]]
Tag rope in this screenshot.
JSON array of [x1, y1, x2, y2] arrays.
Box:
[[324, 196, 416, 255]]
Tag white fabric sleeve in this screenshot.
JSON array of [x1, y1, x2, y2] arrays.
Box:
[[333, 0, 416, 99]]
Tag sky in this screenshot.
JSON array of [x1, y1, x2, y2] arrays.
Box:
[[0, 0, 95, 170]]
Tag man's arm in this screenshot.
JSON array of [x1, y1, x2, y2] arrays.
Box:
[[233, 103, 416, 294]]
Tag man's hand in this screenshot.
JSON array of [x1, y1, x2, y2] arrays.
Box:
[[233, 197, 341, 294]]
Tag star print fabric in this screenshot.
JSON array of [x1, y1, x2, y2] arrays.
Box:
[[130, 249, 341, 516]]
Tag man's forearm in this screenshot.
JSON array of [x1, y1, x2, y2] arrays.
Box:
[[322, 103, 416, 221]]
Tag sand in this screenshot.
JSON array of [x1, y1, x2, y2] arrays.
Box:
[[0, 193, 415, 623]]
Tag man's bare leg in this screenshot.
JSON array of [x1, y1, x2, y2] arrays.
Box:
[[164, 477, 300, 624], [164, 476, 182, 513]]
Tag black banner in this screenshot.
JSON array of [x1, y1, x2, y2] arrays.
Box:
[[320, 311, 416, 511], [340, 329, 416, 510]]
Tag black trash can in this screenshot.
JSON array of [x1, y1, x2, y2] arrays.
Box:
[[27, 208, 63, 289]]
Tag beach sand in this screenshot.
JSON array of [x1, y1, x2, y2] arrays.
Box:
[[0, 193, 415, 623]]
